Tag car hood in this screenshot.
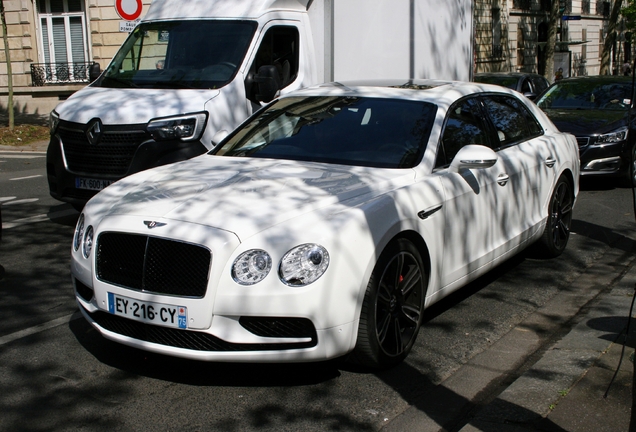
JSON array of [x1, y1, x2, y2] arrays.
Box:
[[542, 108, 628, 135], [87, 156, 415, 240], [55, 86, 219, 125]]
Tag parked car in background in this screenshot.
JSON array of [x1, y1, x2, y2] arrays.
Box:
[[535, 76, 636, 185], [72, 80, 579, 368], [474, 72, 550, 100]]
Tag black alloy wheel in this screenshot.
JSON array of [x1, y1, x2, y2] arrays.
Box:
[[351, 238, 426, 368], [536, 175, 573, 257]]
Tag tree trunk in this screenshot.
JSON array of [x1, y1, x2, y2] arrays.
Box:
[[0, 0, 13, 130], [543, 0, 560, 83], [600, 0, 624, 75]]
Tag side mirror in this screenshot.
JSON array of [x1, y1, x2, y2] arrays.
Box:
[[253, 65, 281, 103], [89, 63, 101, 82], [449, 145, 498, 173]]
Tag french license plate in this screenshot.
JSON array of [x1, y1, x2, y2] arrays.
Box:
[[107, 292, 187, 329], [75, 177, 113, 191]]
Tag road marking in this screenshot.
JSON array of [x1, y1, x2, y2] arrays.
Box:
[[0, 196, 16, 202], [0, 312, 81, 346], [10, 175, 42, 181], [2, 208, 77, 229], [2, 198, 39, 205], [0, 154, 45, 159]]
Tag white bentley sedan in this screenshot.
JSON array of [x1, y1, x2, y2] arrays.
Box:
[[72, 80, 579, 368]]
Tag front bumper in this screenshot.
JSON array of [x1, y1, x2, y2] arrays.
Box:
[[578, 139, 630, 178]]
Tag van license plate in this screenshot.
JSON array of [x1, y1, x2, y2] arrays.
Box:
[[75, 177, 113, 191], [107, 292, 188, 329]]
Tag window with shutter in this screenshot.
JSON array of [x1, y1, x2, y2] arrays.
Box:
[[35, 0, 89, 84]]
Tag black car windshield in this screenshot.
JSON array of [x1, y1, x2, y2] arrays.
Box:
[[98, 20, 256, 90], [536, 80, 633, 111], [213, 96, 437, 169]]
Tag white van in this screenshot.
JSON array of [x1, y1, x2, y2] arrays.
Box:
[[46, 0, 474, 209]]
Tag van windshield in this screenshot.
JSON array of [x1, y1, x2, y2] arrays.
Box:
[[98, 20, 257, 90]]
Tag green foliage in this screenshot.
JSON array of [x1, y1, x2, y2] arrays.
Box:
[[623, 0, 636, 32]]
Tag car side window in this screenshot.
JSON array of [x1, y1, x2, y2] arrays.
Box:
[[520, 78, 533, 94], [532, 76, 549, 94], [481, 95, 543, 148], [436, 97, 492, 168]]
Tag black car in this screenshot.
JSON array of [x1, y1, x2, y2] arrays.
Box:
[[474, 72, 550, 100], [535, 76, 636, 185]]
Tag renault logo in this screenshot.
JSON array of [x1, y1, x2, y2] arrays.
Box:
[[86, 119, 102, 145], [144, 221, 167, 229]]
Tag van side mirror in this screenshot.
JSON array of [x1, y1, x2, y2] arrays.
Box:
[[89, 63, 101, 82], [253, 65, 281, 103], [449, 145, 498, 173]]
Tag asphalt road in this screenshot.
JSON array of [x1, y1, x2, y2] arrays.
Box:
[[1, 149, 635, 431]]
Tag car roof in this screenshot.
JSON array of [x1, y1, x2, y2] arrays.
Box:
[[475, 72, 543, 78], [554, 75, 633, 84], [285, 79, 521, 106]]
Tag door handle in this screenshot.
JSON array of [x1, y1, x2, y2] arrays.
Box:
[[497, 173, 510, 186], [545, 158, 556, 168]]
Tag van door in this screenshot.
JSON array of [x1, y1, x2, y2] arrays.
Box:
[[245, 24, 302, 112]]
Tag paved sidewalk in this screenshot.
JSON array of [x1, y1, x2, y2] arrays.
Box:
[[457, 261, 636, 431], [0, 140, 48, 153]]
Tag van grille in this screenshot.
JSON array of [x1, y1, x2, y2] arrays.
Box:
[[58, 122, 150, 176], [96, 233, 211, 298]]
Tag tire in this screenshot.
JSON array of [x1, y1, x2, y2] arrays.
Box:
[[350, 238, 427, 369], [535, 175, 574, 258]]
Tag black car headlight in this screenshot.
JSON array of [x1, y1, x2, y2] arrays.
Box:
[[147, 112, 207, 142], [596, 126, 628, 144]]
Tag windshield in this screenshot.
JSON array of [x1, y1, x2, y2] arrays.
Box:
[[213, 96, 437, 169], [536, 80, 633, 111], [98, 20, 257, 90]]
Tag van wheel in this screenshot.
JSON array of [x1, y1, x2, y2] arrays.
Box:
[[350, 238, 426, 369], [535, 176, 573, 258]]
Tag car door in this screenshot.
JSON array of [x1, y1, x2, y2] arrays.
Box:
[[480, 94, 556, 243], [434, 96, 514, 290]]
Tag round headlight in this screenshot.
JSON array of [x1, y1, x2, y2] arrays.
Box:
[[232, 249, 272, 285], [83, 225, 94, 258], [73, 213, 85, 251], [279, 244, 330, 286]]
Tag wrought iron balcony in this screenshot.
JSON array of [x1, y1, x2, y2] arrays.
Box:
[[30, 62, 95, 86]]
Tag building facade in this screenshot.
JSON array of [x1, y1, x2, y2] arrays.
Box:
[[0, 0, 151, 120], [475, 0, 626, 80]]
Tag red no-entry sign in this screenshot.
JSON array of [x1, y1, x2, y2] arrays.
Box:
[[115, 0, 143, 21]]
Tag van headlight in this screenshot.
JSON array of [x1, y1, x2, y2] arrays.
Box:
[[279, 244, 330, 286], [147, 112, 208, 142]]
